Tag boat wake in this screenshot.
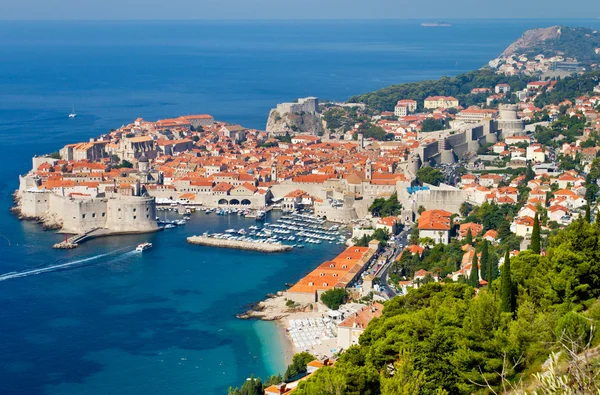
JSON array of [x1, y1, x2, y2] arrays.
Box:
[[0, 248, 133, 282]]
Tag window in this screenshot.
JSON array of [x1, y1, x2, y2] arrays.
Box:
[[102, 212, 105, 217], [118, 208, 121, 212], [92, 213, 96, 218], [82, 214, 86, 219], [308, 282, 314, 286], [322, 282, 328, 287], [320, 273, 324, 277], [133, 216, 136, 220]]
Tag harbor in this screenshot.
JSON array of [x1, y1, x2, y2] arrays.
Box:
[[187, 211, 350, 252]]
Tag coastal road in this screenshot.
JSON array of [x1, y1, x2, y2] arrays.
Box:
[[375, 226, 410, 299]]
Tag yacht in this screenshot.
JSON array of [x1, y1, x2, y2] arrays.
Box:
[[69, 105, 76, 118], [136, 242, 152, 252]]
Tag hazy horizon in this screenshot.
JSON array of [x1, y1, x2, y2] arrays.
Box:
[[1, 0, 599, 21]]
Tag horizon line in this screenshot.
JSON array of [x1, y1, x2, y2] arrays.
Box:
[[0, 17, 597, 22]]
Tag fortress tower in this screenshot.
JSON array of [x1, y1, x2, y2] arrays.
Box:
[[365, 158, 372, 181], [498, 104, 524, 138]]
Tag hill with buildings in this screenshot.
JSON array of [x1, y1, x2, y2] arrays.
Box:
[[348, 25, 600, 113], [501, 26, 600, 62], [347, 69, 531, 112]]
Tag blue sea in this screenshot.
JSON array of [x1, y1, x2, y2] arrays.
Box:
[[0, 19, 598, 394]]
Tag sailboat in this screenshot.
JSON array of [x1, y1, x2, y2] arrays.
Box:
[[69, 105, 76, 118]]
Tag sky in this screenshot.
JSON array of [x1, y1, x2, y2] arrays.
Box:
[[0, 0, 599, 20]]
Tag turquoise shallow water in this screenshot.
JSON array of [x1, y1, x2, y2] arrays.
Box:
[[1, 18, 599, 394]]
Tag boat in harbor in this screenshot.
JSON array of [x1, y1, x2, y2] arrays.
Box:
[[136, 242, 152, 252]]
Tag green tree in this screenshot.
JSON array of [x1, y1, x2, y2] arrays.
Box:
[[585, 204, 591, 223], [500, 249, 516, 314], [525, 162, 535, 182], [531, 212, 541, 254], [421, 118, 445, 132], [114, 160, 133, 169], [284, 352, 315, 381], [464, 230, 473, 246], [320, 288, 348, 310], [228, 375, 263, 395], [480, 240, 490, 281], [417, 167, 444, 186], [468, 253, 479, 288], [369, 193, 402, 217]]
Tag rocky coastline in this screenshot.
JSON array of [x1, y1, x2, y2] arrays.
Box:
[[10, 192, 62, 230]]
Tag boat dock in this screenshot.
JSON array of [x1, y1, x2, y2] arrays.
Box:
[[187, 236, 293, 253], [52, 228, 111, 249]]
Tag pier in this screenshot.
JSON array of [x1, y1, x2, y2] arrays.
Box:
[[52, 228, 107, 249], [187, 236, 292, 253]]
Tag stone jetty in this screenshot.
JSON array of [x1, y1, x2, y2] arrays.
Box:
[[187, 236, 292, 253], [52, 241, 78, 249]]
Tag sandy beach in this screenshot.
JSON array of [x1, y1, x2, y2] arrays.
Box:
[[242, 292, 341, 363]]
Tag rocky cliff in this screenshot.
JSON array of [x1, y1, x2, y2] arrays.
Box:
[[502, 26, 562, 57], [501, 26, 600, 62], [265, 109, 324, 135]]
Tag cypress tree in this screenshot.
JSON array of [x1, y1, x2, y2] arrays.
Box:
[[480, 240, 489, 281], [465, 230, 473, 245], [500, 248, 516, 314], [469, 252, 479, 288], [491, 253, 500, 280], [530, 212, 541, 254], [585, 205, 591, 223]]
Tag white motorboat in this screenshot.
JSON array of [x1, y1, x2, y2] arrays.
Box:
[[136, 242, 152, 252]]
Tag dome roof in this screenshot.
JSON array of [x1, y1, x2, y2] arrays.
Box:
[[138, 153, 149, 163]]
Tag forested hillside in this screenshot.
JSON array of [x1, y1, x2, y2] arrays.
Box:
[[347, 69, 531, 112], [293, 216, 600, 394]]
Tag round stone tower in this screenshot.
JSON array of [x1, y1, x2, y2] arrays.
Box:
[[498, 104, 524, 138], [408, 153, 421, 177]]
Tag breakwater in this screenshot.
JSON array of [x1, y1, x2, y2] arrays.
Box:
[[187, 236, 293, 252]]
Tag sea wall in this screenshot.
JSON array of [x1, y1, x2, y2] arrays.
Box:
[[16, 189, 159, 234], [187, 236, 293, 252]]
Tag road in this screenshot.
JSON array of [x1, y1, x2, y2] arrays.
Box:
[[375, 225, 411, 299]]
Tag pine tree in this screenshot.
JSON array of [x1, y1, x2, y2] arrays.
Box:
[[500, 248, 516, 314], [465, 230, 473, 245], [531, 212, 541, 254], [525, 163, 535, 182], [469, 252, 479, 288], [480, 240, 489, 281], [585, 205, 591, 223]]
